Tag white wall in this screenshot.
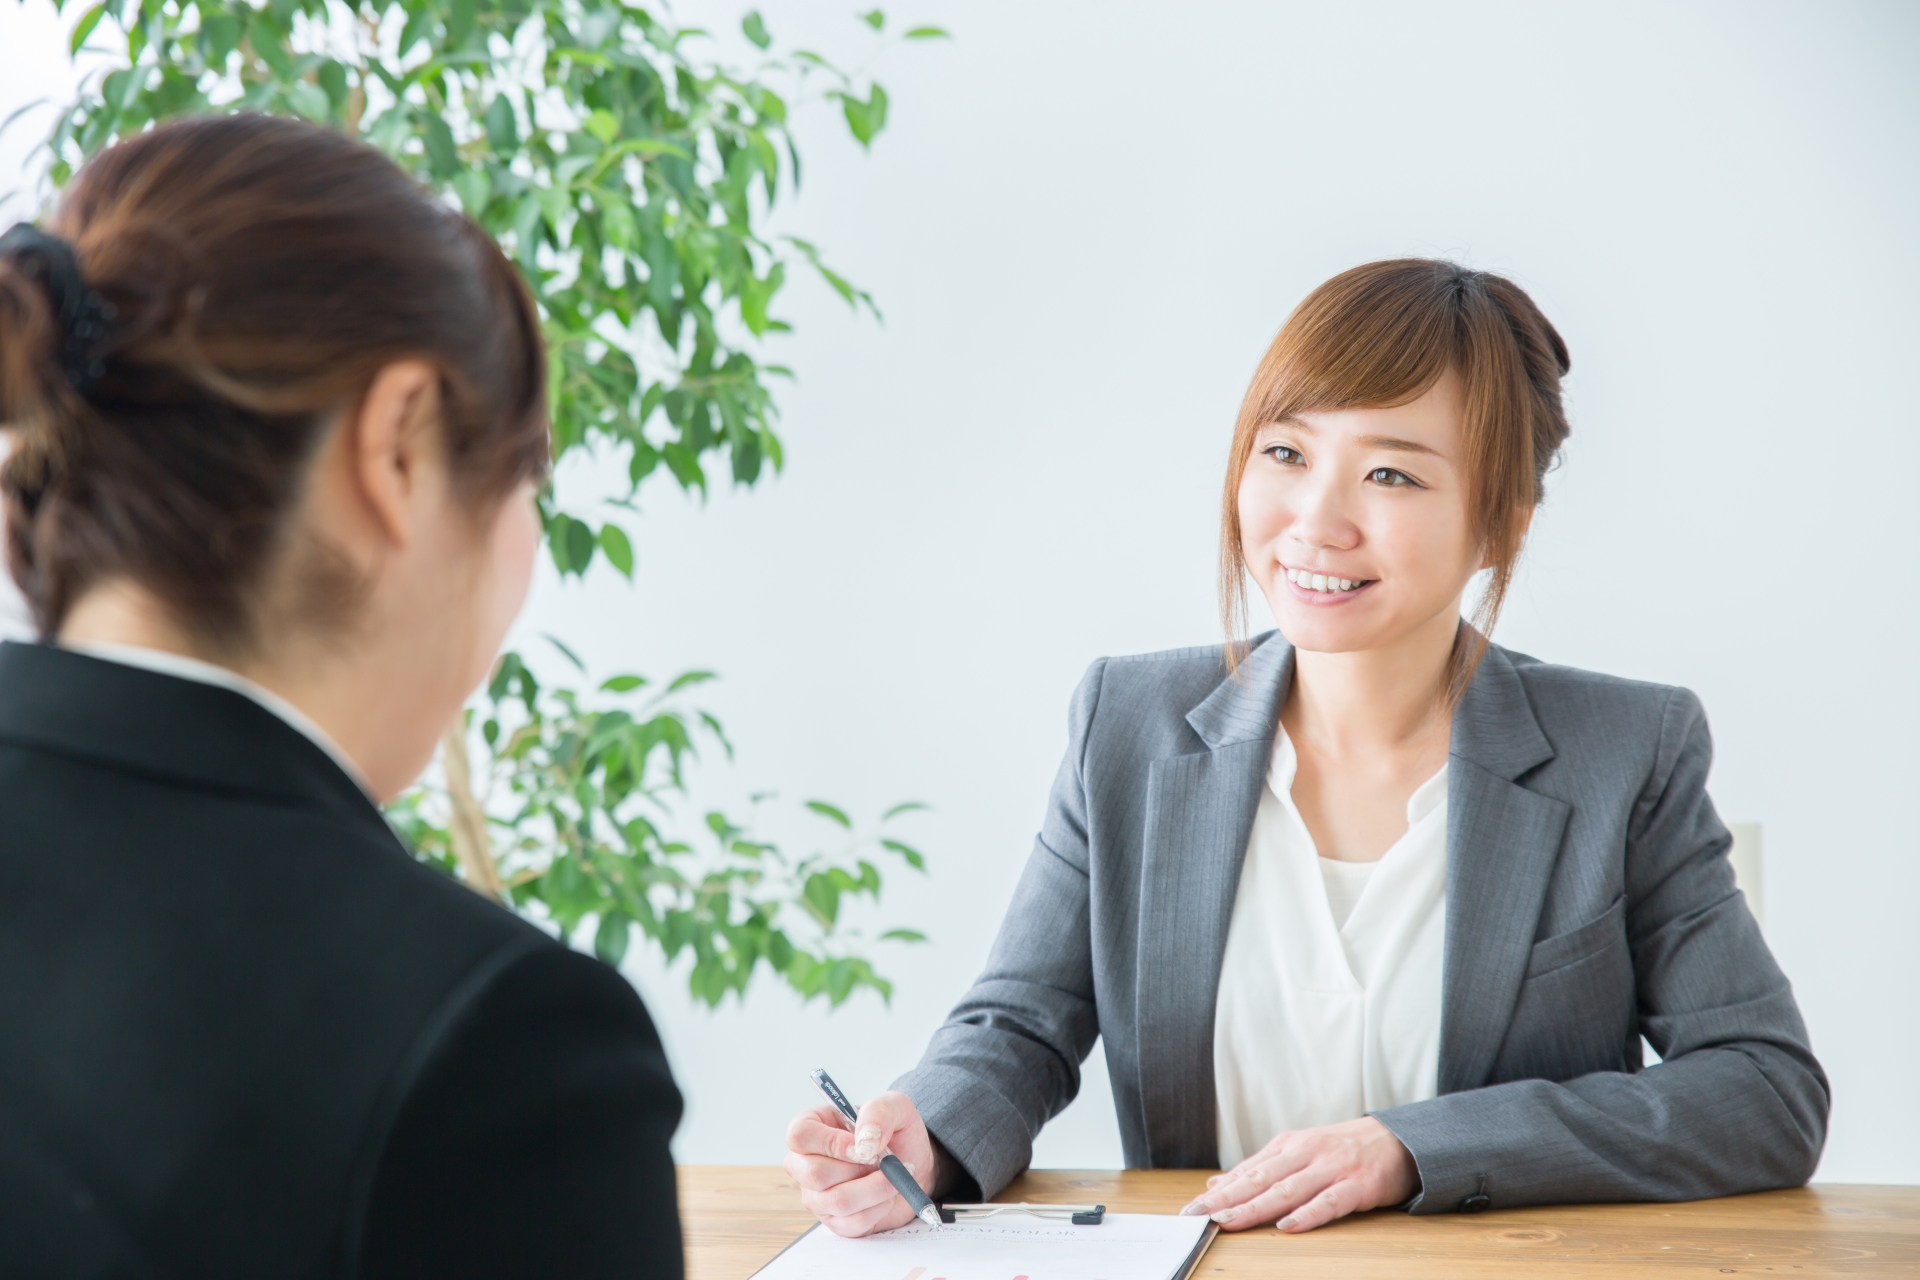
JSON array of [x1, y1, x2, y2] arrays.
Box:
[[3, 0, 1915, 1183]]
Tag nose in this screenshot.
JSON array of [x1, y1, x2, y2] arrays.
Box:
[[1285, 467, 1360, 555]]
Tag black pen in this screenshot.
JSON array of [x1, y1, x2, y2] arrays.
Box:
[[811, 1068, 943, 1228]]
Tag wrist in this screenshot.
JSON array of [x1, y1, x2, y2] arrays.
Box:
[[928, 1133, 980, 1201]]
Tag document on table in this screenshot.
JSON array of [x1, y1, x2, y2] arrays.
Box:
[[750, 1213, 1216, 1280]]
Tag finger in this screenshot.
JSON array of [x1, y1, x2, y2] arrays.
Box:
[[788, 1106, 863, 1162], [819, 1194, 916, 1239], [802, 1166, 900, 1221], [1217, 1135, 1300, 1190], [1211, 1162, 1338, 1231], [1182, 1149, 1311, 1217], [1278, 1180, 1360, 1233], [783, 1149, 872, 1193], [849, 1091, 921, 1164]]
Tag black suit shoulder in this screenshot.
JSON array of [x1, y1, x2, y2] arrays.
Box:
[[0, 645, 683, 1277]]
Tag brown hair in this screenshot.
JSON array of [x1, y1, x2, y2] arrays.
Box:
[[0, 114, 549, 653], [1220, 258, 1571, 700]]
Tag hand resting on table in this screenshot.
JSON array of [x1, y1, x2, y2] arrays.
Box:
[[1180, 1115, 1419, 1232]]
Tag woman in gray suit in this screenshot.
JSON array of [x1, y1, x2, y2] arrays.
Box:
[[784, 259, 1828, 1236]]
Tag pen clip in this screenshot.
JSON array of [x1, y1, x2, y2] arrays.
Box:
[[808, 1068, 860, 1125]]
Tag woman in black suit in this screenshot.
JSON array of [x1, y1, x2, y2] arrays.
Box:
[[0, 115, 681, 1277]]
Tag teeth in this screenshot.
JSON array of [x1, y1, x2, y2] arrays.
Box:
[[1288, 568, 1365, 593]]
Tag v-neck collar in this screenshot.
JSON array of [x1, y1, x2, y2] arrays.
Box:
[[1251, 726, 1451, 983], [1266, 726, 1449, 834]]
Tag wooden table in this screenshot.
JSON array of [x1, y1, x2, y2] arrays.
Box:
[[679, 1166, 1920, 1278]]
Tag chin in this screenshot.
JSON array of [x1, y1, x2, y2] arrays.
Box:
[[1276, 624, 1380, 656], [1265, 598, 1386, 655]]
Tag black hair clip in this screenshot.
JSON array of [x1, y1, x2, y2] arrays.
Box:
[[0, 222, 119, 395]]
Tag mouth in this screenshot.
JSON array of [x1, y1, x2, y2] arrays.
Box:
[[1282, 565, 1375, 601]]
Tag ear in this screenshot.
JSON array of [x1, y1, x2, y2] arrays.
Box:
[[346, 360, 442, 550]]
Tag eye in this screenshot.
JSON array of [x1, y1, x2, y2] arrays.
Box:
[[1264, 444, 1304, 465], [1368, 466, 1422, 488]]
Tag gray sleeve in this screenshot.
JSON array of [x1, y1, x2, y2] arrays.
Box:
[[892, 659, 1107, 1199], [1375, 689, 1831, 1212]]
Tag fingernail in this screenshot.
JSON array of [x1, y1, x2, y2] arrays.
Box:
[[1211, 1207, 1238, 1224], [1279, 1216, 1299, 1231], [851, 1126, 881, 1162], [1179, 1199, 1209, 1216]]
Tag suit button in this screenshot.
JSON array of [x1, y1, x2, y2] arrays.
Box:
[[1459, 1193, 1491, 1213]]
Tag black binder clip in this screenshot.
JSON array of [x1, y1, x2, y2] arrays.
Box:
[[937, 1202, 1106, 1225]]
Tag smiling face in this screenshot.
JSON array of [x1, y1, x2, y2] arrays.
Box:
[[1236, 371, 1491, 657]]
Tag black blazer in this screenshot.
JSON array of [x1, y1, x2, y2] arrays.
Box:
[[0, 642, 684, 1277]]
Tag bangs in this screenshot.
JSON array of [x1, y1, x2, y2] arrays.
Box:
[[1252, 261, 1472, 424]]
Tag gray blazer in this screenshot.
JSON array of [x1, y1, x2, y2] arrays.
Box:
[[895, 632, 1828, 1213]]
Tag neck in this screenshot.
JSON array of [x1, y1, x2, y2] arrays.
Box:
[[1282, 601, 1462, 754], [57, 578, 377, 786]]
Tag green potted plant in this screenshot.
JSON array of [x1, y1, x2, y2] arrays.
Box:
[[36, 0, 946, 1005]]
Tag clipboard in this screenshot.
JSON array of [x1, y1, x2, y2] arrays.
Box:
[[749, 1210, 1220, 1280]]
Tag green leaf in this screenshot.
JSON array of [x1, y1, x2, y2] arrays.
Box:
[[599, 523, 634, 577], [803, 872, 840, 926], [904, 26, 950, 39], [316, 61, 348, 110], [860, 9, 885, 30], [564, 516, 596, 575], [882, 801, 929, 820], [248, 11, 290, 76], [665, 670, 718, 693], [484, 95, 518, 154], [826, 958, 858, 1005], [838, 84, 889, 148], [600, 674, 647, 693], [880, 928, 927, 943], [100, 67, 141, 113], [421, 113, 459, 179], [200, 13, 243, 62], [880, 838, 925, 871], [585, 109, 620, 144], [805, 800, 853, 829], [68, 2, 107, 54], [595, 911, 632, 966], [451, 168, 491, 217], [396, 4, 434, 56], [545, 633, 587, 671], [447, 0, 478, 46], [285, 80, 329, 122], [741, 10, 771, 49], [766, 930, 795, 970]]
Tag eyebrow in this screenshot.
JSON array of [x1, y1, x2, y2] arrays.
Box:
[[1267, 419, 1446, 459], [1358, 435, 1444, 457]]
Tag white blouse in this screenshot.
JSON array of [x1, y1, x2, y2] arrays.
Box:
[[1212, 728, 1448, 1167]]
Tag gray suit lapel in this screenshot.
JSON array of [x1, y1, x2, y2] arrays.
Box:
[[1135, 633, 1292, 1168], [1439, 644, 1572, 1093]]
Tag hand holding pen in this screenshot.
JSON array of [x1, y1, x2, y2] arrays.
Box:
[[783, 1074, 944, 1236]]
